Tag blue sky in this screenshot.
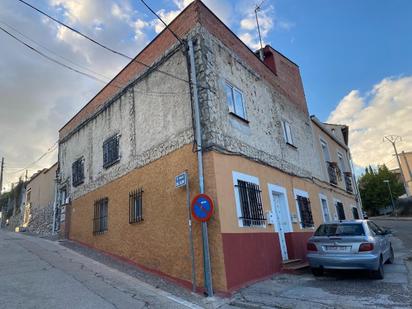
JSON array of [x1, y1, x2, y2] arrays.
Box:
[[0, 0, 411, 187]]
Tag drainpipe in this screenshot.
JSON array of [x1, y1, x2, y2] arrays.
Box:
[[187, 38, 213, 297], [52, 177, 58, 235], [348, 150, 364, 218]]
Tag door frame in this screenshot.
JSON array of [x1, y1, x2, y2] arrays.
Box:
[[319, 193, 331, 223], [268, 184, 292, 260]]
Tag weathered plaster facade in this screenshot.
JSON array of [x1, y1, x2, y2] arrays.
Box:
[[59, 50, 193, 199]]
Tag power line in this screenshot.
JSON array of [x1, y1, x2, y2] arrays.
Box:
[[6, 142, 58, 175], [0, 24, 111, 84], [0, 20, 113, 81], [0, 22, 189, 96], [139, 0, 183, 45], [16, 0, 193, 86]]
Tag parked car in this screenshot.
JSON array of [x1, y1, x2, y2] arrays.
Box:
[[362, 211, 368, 219], [306, 220, 394, 279]]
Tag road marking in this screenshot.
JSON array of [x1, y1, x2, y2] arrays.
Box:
[[165, 295, 204, 309]]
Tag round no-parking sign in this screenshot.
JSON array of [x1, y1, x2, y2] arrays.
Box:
[[191, 194, 214, 222]]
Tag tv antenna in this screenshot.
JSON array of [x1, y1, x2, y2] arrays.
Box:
[[255, 0, 266, 61]]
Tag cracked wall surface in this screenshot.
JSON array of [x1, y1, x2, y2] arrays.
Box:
[[59, 50, 194, 200]]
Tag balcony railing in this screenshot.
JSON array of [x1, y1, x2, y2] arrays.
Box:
[[327, 161, 338, 185], [344, 172, 353, 193]]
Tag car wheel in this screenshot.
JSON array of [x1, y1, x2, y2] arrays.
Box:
[[386, 246, 394, 264], [311, 267, 323, 277], [371, 256, 384, 280]]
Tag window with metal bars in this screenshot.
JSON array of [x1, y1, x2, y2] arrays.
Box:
[[93, 198, 108, 234], [129, 188, 143, 224], [336, 201, 346, 220], [296, 195, 314, 228], [72, 157, 84, 187], [103, 135, 120, 169], [236, 180, 266, 227]]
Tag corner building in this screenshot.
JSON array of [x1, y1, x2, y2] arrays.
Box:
[[57, 1, 360, 294]]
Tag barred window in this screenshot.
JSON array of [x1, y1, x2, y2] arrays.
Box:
[[336, 201, 346, 220], [72, 158, 84, 187], [103, 135, 120, 169], [93, 198, 108, 234], [296, 195, 314, 228], [236, 180, 266, 227], [129, 188, 143, 224]]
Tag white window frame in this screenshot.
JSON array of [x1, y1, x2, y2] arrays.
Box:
[[282, 120, 294, 146], [293, 188, 313, 229], [225, 81, 247, 120], [232, 171, 265, 228], [337, 151, 346, 173], [320, 138, 330, 162], [319, 193, 331, 223], [268, 184, 293, 233]]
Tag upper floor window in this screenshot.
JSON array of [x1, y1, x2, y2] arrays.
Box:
[[103, 134, 120, 169], [320, 139, 330, 162], [225, 82, 246, 120], [282, 120, 294, 146], [337, 152, 346, 173], [72, 157, 84, 187]]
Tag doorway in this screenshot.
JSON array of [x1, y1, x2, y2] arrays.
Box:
[[268, 184, 292, 261]]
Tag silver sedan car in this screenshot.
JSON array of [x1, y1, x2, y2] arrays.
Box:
[[307, 220, 394, 279]]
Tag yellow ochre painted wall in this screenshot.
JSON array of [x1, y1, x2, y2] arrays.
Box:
[[68, 144, 228, 292]]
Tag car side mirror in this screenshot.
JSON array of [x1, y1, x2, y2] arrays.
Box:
[[382, 229, 391, 235]]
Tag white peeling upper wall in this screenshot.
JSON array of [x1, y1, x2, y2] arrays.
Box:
[[59, 50, 193, 199], [195, 29, 322, 179]]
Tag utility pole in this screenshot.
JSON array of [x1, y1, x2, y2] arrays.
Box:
[[384, 135, 410, 196], [255, 0, 265, 61], [383, 180, 395, 214], [0, 157, 4, 195]]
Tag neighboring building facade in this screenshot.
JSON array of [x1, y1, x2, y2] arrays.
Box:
[[57, 1, 359, 293], [23, 163, 58, 235], [399, 151, 412, 196]]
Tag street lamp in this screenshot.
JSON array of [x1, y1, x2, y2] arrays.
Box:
[[383, 180, 396, 215]]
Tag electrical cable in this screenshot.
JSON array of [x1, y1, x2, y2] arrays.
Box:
[[15, 0, 194, 86], [0, 23, 189, 96]]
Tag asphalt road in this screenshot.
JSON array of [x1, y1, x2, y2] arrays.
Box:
[[0, 230, 208, 309], [231, 217, 412, 309]]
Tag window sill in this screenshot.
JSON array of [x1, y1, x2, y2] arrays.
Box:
[[72, 180, 84, 187], [229, 112, 249, 124], [103, 158, 120, 169], [286, 142, 297, 150]]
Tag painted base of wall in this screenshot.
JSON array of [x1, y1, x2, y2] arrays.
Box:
[[222, 232, 282, 292], [285, 231, 314, 260]]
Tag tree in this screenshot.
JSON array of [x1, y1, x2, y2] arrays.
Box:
[[358, 164, 405, 215]]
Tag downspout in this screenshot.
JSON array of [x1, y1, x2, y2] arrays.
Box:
[[187, 38, 213, 297]]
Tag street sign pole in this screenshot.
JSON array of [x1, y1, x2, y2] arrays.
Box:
[[185, 171, 197, 292]]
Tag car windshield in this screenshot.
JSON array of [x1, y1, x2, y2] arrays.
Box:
[[315, 223, 365, 236]]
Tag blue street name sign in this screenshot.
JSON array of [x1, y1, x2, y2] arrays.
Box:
[[175, 172, 187, 188]]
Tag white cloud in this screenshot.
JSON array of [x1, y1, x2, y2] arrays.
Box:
[[327, 76, 412, 170]]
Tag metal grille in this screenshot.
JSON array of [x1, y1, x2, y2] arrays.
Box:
[[297, 196, 314, 228], [327, 161, 338, 185], [103, 135, 120, 169], [344, 172, 353, 193], [93, 198, 108, 234], [236, 180, 266, 227], [129, 188, 143, 224], [336, 202, 346, 220], [72, 158, 84, 187]]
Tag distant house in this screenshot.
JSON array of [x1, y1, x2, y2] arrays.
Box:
[[399, 151, 412, 196], [56, 0, 360, 293], [23, 163, 58, 235]]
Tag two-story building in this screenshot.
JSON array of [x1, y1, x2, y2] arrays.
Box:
[[57, 1, 359, 294]]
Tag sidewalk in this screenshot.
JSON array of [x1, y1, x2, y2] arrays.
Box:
[[370, 216, 412, 221]]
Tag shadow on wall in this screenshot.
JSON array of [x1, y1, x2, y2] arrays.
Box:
[[396, 197, 412, 216]]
